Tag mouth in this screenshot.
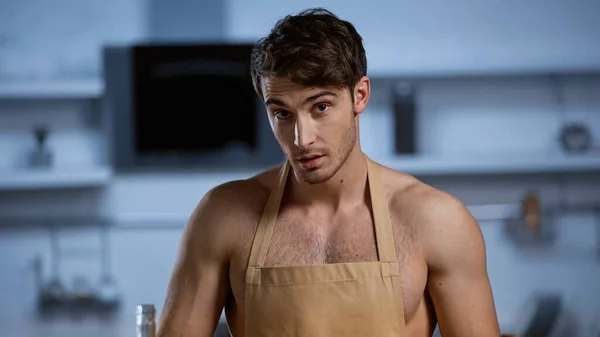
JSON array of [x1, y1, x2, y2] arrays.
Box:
[[296, 154, 324, 169], [297, 154, 322, 161]]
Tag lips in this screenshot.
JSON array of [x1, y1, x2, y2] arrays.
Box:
[[298, 154, 321, 161], [297, 154, 324, 169]]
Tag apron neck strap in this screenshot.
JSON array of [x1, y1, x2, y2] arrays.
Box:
[[247, 161, 290, 269], [247, 154, 397, 268], [365, 155, 397, 262]]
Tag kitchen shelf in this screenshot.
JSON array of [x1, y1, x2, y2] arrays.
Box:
[[0, 166, 113, 191], [0, 80, 103, 99], [367, 59, 600, 80], [377, 153, 600, 176], [0, 154, 596, 191]]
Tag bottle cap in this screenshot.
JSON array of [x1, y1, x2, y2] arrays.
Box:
[[136, 304, 156, 316]]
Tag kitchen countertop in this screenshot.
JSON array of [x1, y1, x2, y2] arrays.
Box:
[[0, 312, 231, 337], [0, 312, 514, 337], [1, 319, 231, 337]]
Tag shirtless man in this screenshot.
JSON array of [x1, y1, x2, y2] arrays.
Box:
[[157, 8, 501, 337]]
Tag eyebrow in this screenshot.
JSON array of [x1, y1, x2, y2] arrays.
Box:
[[265, 90, 338, 107]]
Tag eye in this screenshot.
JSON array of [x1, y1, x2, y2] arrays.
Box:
[[274, 110, 291, 119], [314, 103, 330, 113]]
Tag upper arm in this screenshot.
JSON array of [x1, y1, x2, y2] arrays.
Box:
[[423, 192, 500, 337], [157, 186, 234, 337]]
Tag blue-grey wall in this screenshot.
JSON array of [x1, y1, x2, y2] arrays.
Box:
[[147, 0, 225, 42], [1, 1, 600, 336]]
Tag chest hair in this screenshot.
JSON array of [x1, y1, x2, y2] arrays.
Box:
[[263, 208, 379, 267]]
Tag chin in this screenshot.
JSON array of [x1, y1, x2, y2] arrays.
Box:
[[300, 173, 330, 185], [295, 166, 336, 185]]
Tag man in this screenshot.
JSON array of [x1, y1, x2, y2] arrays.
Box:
[[157, 8, 500, 337]]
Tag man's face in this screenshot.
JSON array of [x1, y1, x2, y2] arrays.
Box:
[[262, 76, 368, 184]]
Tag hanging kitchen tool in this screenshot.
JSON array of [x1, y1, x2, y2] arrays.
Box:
[[504, 191, 557, 247]]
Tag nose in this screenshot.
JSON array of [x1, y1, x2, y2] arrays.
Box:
[[294, 116, 316, 149]]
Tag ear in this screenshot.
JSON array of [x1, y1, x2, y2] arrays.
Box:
[[353, 76, 370, 115]]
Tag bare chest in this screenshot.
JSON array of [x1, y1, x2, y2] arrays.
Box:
[[228, 208, 429, 323], [264, 209, 378, 266]]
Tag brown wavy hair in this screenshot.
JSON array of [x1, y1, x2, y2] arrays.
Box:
[[250, 8, 367, 100]]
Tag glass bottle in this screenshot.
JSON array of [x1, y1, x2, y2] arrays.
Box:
[[136, 304, 156, 337]]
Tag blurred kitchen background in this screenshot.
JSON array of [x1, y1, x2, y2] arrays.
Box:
[[1, 1, 600, 336]]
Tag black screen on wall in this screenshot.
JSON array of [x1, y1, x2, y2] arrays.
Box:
[[132, 44, 258, 154]]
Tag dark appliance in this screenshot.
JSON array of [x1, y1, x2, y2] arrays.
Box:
[[103, 43, 283, 170]]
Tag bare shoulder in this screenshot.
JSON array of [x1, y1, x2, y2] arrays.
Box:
[[371, 161, 498, 335], [184, 166, 282, 256], [192, 168, 277, 218], [377, 162, 484, 265]]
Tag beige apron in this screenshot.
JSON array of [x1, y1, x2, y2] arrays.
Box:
[[244, 156, 407, 336]]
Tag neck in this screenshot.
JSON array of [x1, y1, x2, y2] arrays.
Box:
[[289, 145, 368, 211]]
